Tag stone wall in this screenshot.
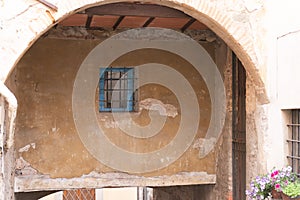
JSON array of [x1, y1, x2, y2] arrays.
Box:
[[0, 82, 17, 199]]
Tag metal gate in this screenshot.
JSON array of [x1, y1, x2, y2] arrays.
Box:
[[63, 189, 95, 200], [232, 52, 246, 200]]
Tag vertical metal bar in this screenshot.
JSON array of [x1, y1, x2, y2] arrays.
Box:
[[238, 57, 246, 200], [232, 52, 238, 200], [232, 52, 246, 200], [99, 68, 105, 111], [109, 69, 112, 110], [143, 187, 147, 200], [295, 110, 300, 174], [292, 110, 295, 171], [127, 68, 134, 111], [119, 70, 122, 109], [232, 52, 237, 200]]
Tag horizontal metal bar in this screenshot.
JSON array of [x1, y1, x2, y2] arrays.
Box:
[[232, 139, 246, 143], [103, 78, 136, 81], [287, 124, 300, 126], [287, 155, 300, 160], [103, 89, 135, 91], [287, 139, 300, 143]]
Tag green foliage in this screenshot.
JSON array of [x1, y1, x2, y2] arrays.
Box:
[[282, 181, 300, 198]]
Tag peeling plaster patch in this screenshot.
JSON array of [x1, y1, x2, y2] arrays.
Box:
[[101, 98, 178, 128], [45, 26, 219, 44], [15, 157, 38, 176], [51, 127, 59, 133], [61, 26, 89, 38], [46, 26, 112, 39], [193, 138, 216, 157], [113, 28, 194, 41], [184, 30, 217, 43], [18, 143, 36, 153], [103, 118, 133, 129], [139, 98, 178, 118], [104, 120, 118, 128]]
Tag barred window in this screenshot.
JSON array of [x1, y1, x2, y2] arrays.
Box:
[[287, 109, 300, 176], [99, 67, 135, 112]]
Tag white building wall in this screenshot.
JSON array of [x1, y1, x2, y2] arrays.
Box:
[[263, 1, 300, 171]]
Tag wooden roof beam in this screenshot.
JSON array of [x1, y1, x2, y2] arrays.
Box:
[[142, 17, 155, 27], [181, 18, 196, 32], [113, 16, 125, 30]]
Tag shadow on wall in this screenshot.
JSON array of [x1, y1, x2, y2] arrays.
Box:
[[153, 185, 215, 200], [15, 191, 59, 200]]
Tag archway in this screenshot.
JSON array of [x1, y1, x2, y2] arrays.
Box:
[[1, 1, 267, 199], [1, 0, 267, 104]]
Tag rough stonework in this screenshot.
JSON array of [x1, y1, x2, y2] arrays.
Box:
[[2, 0, 300, 200], [0, 82, 17, 200]]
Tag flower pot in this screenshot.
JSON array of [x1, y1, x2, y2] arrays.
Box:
[[282, 193, 300, 200], [271, 189, 282, 199]]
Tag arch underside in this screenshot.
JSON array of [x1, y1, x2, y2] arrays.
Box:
[[1, 0, 267, 104], [0, 0, 267, 195]]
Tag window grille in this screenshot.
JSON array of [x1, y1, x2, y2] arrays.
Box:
[[63, 189, 95, 200], [99, 67, 135, 112], [287, 109, 300, 176]]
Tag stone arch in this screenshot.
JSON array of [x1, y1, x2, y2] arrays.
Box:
[[0, 0, 267, 102]]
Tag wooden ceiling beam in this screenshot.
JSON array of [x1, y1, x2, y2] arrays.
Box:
[[85, 15, 93, 28], [142, 17, 155, 27], [181, 18, 196, 32], [113, 16, 125, 30], [86, 3, 190, 18]]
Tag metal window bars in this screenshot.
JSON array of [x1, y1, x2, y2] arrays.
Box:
[[99, 67, 136, 112], [287, 109, 300, 176]]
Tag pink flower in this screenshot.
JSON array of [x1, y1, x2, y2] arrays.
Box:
[[271, 170, 279, 178], [285, 180, 288, 185], [275, 183, 280, 189]]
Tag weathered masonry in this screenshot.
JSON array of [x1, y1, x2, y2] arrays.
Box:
[[2, 0, 300, 200]]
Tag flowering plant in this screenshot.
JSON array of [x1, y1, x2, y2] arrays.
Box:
[[246, 166, 298, 199], [269, 166, 297, 192], [246, 174, 273, 199]]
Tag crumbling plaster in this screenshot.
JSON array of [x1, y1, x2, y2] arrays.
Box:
[[0, 0, 268, 103], [0, 0, 275, 198], [5, 27, 237, 198], [9, 32, 216, 177]]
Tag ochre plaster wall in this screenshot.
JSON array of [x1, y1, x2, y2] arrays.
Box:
[[7, 29, 229, 183]]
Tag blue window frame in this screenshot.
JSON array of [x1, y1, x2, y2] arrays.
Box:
[[99, 67, 135, 112]]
